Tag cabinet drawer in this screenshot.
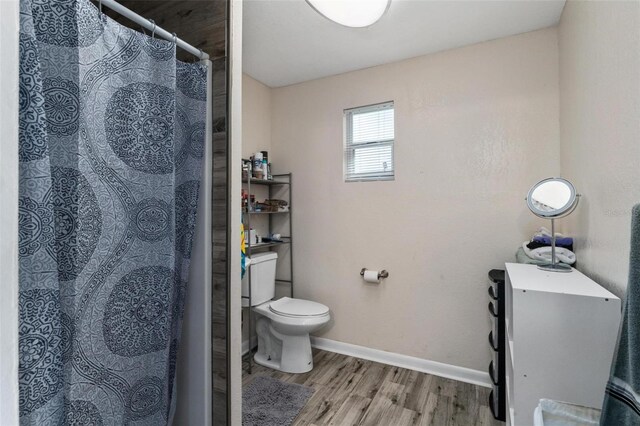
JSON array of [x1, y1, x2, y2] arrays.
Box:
[[488, 300, 498, 317], [489, 356, 499, 385], [488, 331, 499, 351], [488, 285, 499, 301], [489, 388, 499, 420], [488, 269, 504, 300], [488, 358, 500, 385], [489, 312, 499, 345]]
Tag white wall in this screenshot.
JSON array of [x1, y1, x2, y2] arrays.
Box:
[[0, 0, 20, 422], [269, 28, 560, 371], [559, 0, 640, 297], [242, 74, 272, 158], [242, 73, 272, 245], [241, 74, 274, 345]]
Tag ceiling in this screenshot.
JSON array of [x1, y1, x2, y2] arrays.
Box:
[[243, 0, 566, 88]]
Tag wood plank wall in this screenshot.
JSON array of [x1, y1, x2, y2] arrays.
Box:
[[105, 1, 230, 424]]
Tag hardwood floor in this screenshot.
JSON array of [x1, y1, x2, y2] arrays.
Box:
[[242, 349, 503, 426]]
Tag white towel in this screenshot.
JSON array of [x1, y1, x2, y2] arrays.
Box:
[[534, 226, 566, 239], [522, 242, 576, 265]]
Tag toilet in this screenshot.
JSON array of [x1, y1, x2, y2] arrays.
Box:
[[242, 252, 330, 373]]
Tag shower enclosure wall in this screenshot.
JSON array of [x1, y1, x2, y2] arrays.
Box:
[[174, 63, 213, 425]]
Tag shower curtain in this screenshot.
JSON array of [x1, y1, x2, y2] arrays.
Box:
[[18, 0, 207, 424]]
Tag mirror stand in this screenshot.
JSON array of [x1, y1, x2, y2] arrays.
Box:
[[526, 177, 580, 273], [537, 218, 572, 273]]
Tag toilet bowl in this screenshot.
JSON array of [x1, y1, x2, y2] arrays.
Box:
[[242, 252, 330, 373], [253, 297, 330, 373]]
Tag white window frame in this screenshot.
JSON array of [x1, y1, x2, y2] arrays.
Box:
[[343, 101, 395, 182]]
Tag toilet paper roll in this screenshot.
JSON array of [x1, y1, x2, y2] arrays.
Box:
[[363, 270, 380, 284]]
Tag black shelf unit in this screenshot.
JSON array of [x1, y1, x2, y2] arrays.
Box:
[[241, 172, 293, 374], [242, 177, 291, 186], [243, 236, 291, 251], [488, 269, 506, 422]]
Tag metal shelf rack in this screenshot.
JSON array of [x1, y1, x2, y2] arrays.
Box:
[[241, 172, 293, 374]]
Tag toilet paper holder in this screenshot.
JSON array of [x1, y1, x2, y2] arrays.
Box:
[[360, 268, 389, 280]]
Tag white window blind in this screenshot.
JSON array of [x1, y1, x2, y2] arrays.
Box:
[[344, 101, 394, 182]]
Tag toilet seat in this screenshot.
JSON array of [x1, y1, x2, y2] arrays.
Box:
[[269, 297, 329, 318]]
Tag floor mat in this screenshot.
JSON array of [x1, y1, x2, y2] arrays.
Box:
[[243, 376, 314, 426]]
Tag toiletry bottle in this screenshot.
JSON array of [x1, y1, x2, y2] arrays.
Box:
[[253, 152, 263, 179], [262, 158, 268, 180], [253, 152, 263, 171]]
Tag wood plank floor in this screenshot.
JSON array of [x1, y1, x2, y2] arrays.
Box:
[[242, 349, 503, 426]]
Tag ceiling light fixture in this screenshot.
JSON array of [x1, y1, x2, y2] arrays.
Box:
[[305, 0, 391, 28]]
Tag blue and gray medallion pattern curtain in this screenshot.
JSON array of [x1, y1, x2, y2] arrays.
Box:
[[18, 0, 207, 423]]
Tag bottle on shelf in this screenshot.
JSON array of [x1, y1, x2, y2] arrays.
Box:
[[252, 152, 264, 179]]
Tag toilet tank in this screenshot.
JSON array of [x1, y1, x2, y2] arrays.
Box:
[[242, 252, 278, 307]]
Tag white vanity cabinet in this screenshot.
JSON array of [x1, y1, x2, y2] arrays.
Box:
[[504, 263, 621, 426]]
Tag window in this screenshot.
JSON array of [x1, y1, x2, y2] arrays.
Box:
[[344, 101, 395, 182]]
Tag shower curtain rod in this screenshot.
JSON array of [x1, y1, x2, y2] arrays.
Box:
[[97, 0, 210, 60]]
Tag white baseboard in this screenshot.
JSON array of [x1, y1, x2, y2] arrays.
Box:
[[241, 335, 491, 388], [311, 336, 492, 388]]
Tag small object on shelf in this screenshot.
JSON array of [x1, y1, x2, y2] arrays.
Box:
[[252, 152, 263, 177], [261, 151, 269, 180], [251, 154, 263, 179], [242, 160, 251, 180], [241, 189, 248, 211], [244, 228, 257, 245], [255, 202, 270, 212], [265, 199, 288, 212], [262, 234, 283, 243]]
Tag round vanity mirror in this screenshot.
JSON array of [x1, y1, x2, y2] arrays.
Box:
[[526, 178, 580, 272], [527, 178, 577, 218]]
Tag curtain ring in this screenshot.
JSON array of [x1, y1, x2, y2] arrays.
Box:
[[149, 19, 156, 38], [171, 32, 177, 46], [198, 48, 203, 61], [97, 0, 106, 23]]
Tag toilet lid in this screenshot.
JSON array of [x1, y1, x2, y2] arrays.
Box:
[[269, 297, 329, 318]]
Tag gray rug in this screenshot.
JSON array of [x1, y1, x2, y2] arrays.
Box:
[[243, 376, 314, 426]]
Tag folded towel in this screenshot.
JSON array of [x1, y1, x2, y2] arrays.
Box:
[[600, 204, 640, 425], [535, 226, 566, 239], [532, 235, 574, 247], [521, 242, 576, 265], [515, 247, 548, 265], [528, 240, 574, 252]]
